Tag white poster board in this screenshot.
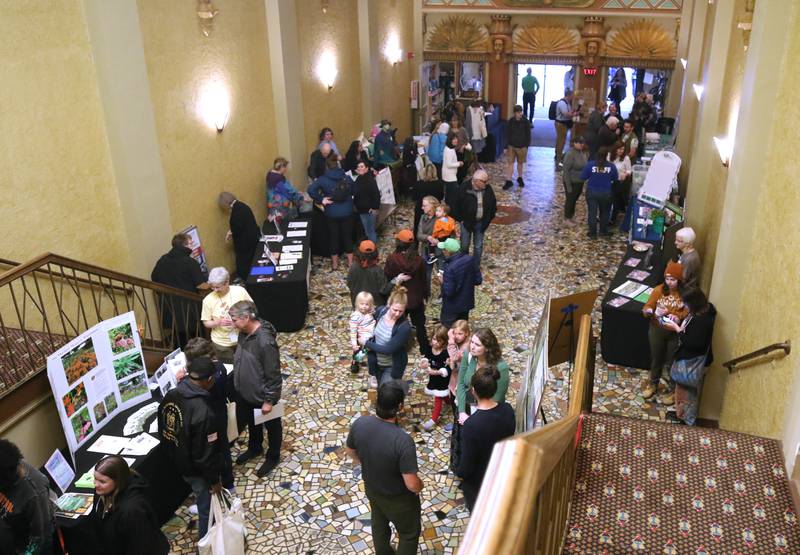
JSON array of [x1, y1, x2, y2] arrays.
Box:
[[515, 294, 550, 432], [376, 168, 396, 205], [47, 312, 152, 460], [180, 225, 209, 274]]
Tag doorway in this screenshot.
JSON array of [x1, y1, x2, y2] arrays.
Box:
[[515, 63, 574, 146], [606, 67, 671, 118]]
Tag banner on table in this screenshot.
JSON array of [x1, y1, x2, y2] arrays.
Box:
[[47, 311, 151, 460]]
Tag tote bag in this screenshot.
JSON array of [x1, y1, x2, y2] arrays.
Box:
[[198, 491, 247, 555], [670, 354, 706, 389]]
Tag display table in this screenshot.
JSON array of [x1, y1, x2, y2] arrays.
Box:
[[600, 243, 665, 370], [246, 216, 311, 332], [57, 394, 190, 554]]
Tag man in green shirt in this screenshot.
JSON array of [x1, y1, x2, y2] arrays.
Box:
[[521, 68, 540, 122]]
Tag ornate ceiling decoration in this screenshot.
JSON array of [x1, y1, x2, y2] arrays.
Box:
[[512, 20, 581, 54], [606, 19, 676, 58], [426, 15, 490, 52]]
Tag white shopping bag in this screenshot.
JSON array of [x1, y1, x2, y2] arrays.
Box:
[[226, 402, 239, 443], [198, 491, 247, 555]]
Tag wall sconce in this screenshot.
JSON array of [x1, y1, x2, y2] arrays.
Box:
[[680, 58, 687, 69], [197, 0, 219, 37], [321, 0, 329, 14], [713, 136, 732, 167], [316, 50, 338, 91], [693, 83, 704, 101], [384, 32, 403, 65], [198, 80, 230, 133]]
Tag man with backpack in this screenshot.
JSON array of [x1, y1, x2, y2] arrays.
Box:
[[550, 89, 578, 168]]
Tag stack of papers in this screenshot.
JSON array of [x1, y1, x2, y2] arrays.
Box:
[[612, 280, 649, 299], [121, 433, 160, 456], [88, 435, 131, 455]]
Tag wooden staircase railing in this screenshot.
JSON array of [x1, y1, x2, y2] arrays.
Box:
[[0, 253, 206, 414], [458, 315, 594, 554]]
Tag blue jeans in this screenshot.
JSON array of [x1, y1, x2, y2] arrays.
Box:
[[460, 223, 485, 269], [359, 212, 377, 243], [185, 476, 212, 538], [586, 189, 613, 236]]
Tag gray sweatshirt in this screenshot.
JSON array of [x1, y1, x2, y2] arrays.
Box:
[[562, 148, 589, 191]]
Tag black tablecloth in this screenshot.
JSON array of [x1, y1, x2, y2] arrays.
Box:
[[600, 243, 665, 369], [58, 394, 190, 554], [246, 216, 311, 332]]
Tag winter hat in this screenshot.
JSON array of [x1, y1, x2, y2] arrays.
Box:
[[664, 261, 684, 281], [188, 356, 215, 380], [395, 229, 414, 243], [358, 240, 376, 253], [437, 238, 461, 253]]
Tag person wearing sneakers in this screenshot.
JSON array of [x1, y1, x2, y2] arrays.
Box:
[[561, 135, 588, 222], [229, 300, 283, 478], [437, 239, 482, 327], [503, 105, 531, 190], [641, 261, 688, 405]]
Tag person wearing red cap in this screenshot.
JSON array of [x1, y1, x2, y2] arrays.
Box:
[[642, 261, 689, 404], [347, 240, 388, 308], [385, 230, 431, 355]]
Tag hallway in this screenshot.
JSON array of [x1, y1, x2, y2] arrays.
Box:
[[166, 148, 667, 553]]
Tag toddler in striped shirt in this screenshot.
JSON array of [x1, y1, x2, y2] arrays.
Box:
[[349, 291, 375, 373]]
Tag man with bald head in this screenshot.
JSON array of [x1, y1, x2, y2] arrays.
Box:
[[453, 169, 496, 270], [308, 141, 333, 180]]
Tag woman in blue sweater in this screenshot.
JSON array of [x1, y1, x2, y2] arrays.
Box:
[[579, 147, 619, 238], [364, 286, 412, 390], [308, 155, 355, 270]]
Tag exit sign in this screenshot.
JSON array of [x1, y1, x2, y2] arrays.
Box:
[[583, 67, 598, 76]]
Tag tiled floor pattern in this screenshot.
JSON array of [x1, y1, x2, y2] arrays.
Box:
[[165, 147, 666, 553]]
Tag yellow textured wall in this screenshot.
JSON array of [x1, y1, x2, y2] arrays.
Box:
[[718, 11, 800, 438], [370, 0, 414, 141], [0, 0, 131, 271], [696, 0, 746, 293], [137, 0, 277, 271], [294, 0, 363, 157]]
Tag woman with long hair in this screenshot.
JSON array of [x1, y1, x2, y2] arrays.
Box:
[[607, 141, 632, 225], [91, 456, 169, 554], [384, 230, 431, 355], [441, 133, 463, 207], [342, 140, 370, 173], [579, 146, 619, 238]]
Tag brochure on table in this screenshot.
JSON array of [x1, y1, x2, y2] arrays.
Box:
[[47, 311, 152, 461]]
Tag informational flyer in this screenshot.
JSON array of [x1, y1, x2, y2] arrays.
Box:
[[47, 312, 152, 460], [376, 168, 396, 205], [180, 225, 209, 274]]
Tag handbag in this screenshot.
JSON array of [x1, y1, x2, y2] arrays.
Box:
[[226, 402, 239, 443], [670, 354, 706, 388], [198, 491, 247, 555]]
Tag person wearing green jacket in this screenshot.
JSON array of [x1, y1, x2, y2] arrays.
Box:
[[455, 328, 510, 423], [521, 68, 540, 122]]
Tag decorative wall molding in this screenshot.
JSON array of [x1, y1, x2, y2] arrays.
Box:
[[512, 20, 581, 55], [423, 0, 682, 13], [426, 15, 490, 52], [605, 19, 676, 58]]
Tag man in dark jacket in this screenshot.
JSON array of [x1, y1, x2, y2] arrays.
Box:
[[0, 439, 54, 555], [437, 239, 482, 327], [453, 169, 496, 270], [353, 161, 381, 243], [151, 233, 207, 347], [503, 105, 531, 190], [218, 191, 261, 282], [597, 117, 619, 152], [308, 141, 333, 180], [158, 356, 223, 539], [229, 300, 283, 478]]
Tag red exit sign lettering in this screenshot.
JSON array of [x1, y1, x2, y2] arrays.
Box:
[[583, 67, 598, 76]]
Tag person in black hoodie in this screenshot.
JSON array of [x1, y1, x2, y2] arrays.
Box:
[[342, 140, 371, 173], [353, 161, 381, 244], [91, 455, 169, 555], [662, 287, 717, 426], [151, 233, 207, 347], [218, 192, 261, 282], [0, 439, 54, 555], [503, 105, 531, 190], [456, 367, 515, 512], [184, 338, 235, 492], [158, 357, 223, 539]]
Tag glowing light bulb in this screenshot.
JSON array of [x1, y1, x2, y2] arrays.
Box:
[[198, 80, 230, 132], [317, 50, 338, 90]]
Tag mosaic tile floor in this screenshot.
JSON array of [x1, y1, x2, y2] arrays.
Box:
[[165, 147, 664, 553]]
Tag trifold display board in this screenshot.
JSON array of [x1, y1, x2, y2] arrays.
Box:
[[47, 312, 151, 460]]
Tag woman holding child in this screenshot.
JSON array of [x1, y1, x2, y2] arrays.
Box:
[[364, 287, 412, 390]]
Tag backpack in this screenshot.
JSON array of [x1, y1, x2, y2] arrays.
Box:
[[548, 100, 559, 120], [329, 178, 352, 203]]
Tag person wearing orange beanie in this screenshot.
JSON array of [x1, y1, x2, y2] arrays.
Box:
[[641, 261, 688, 404]]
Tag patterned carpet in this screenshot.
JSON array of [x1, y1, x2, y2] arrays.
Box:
[[565, 414, 800, 554]]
